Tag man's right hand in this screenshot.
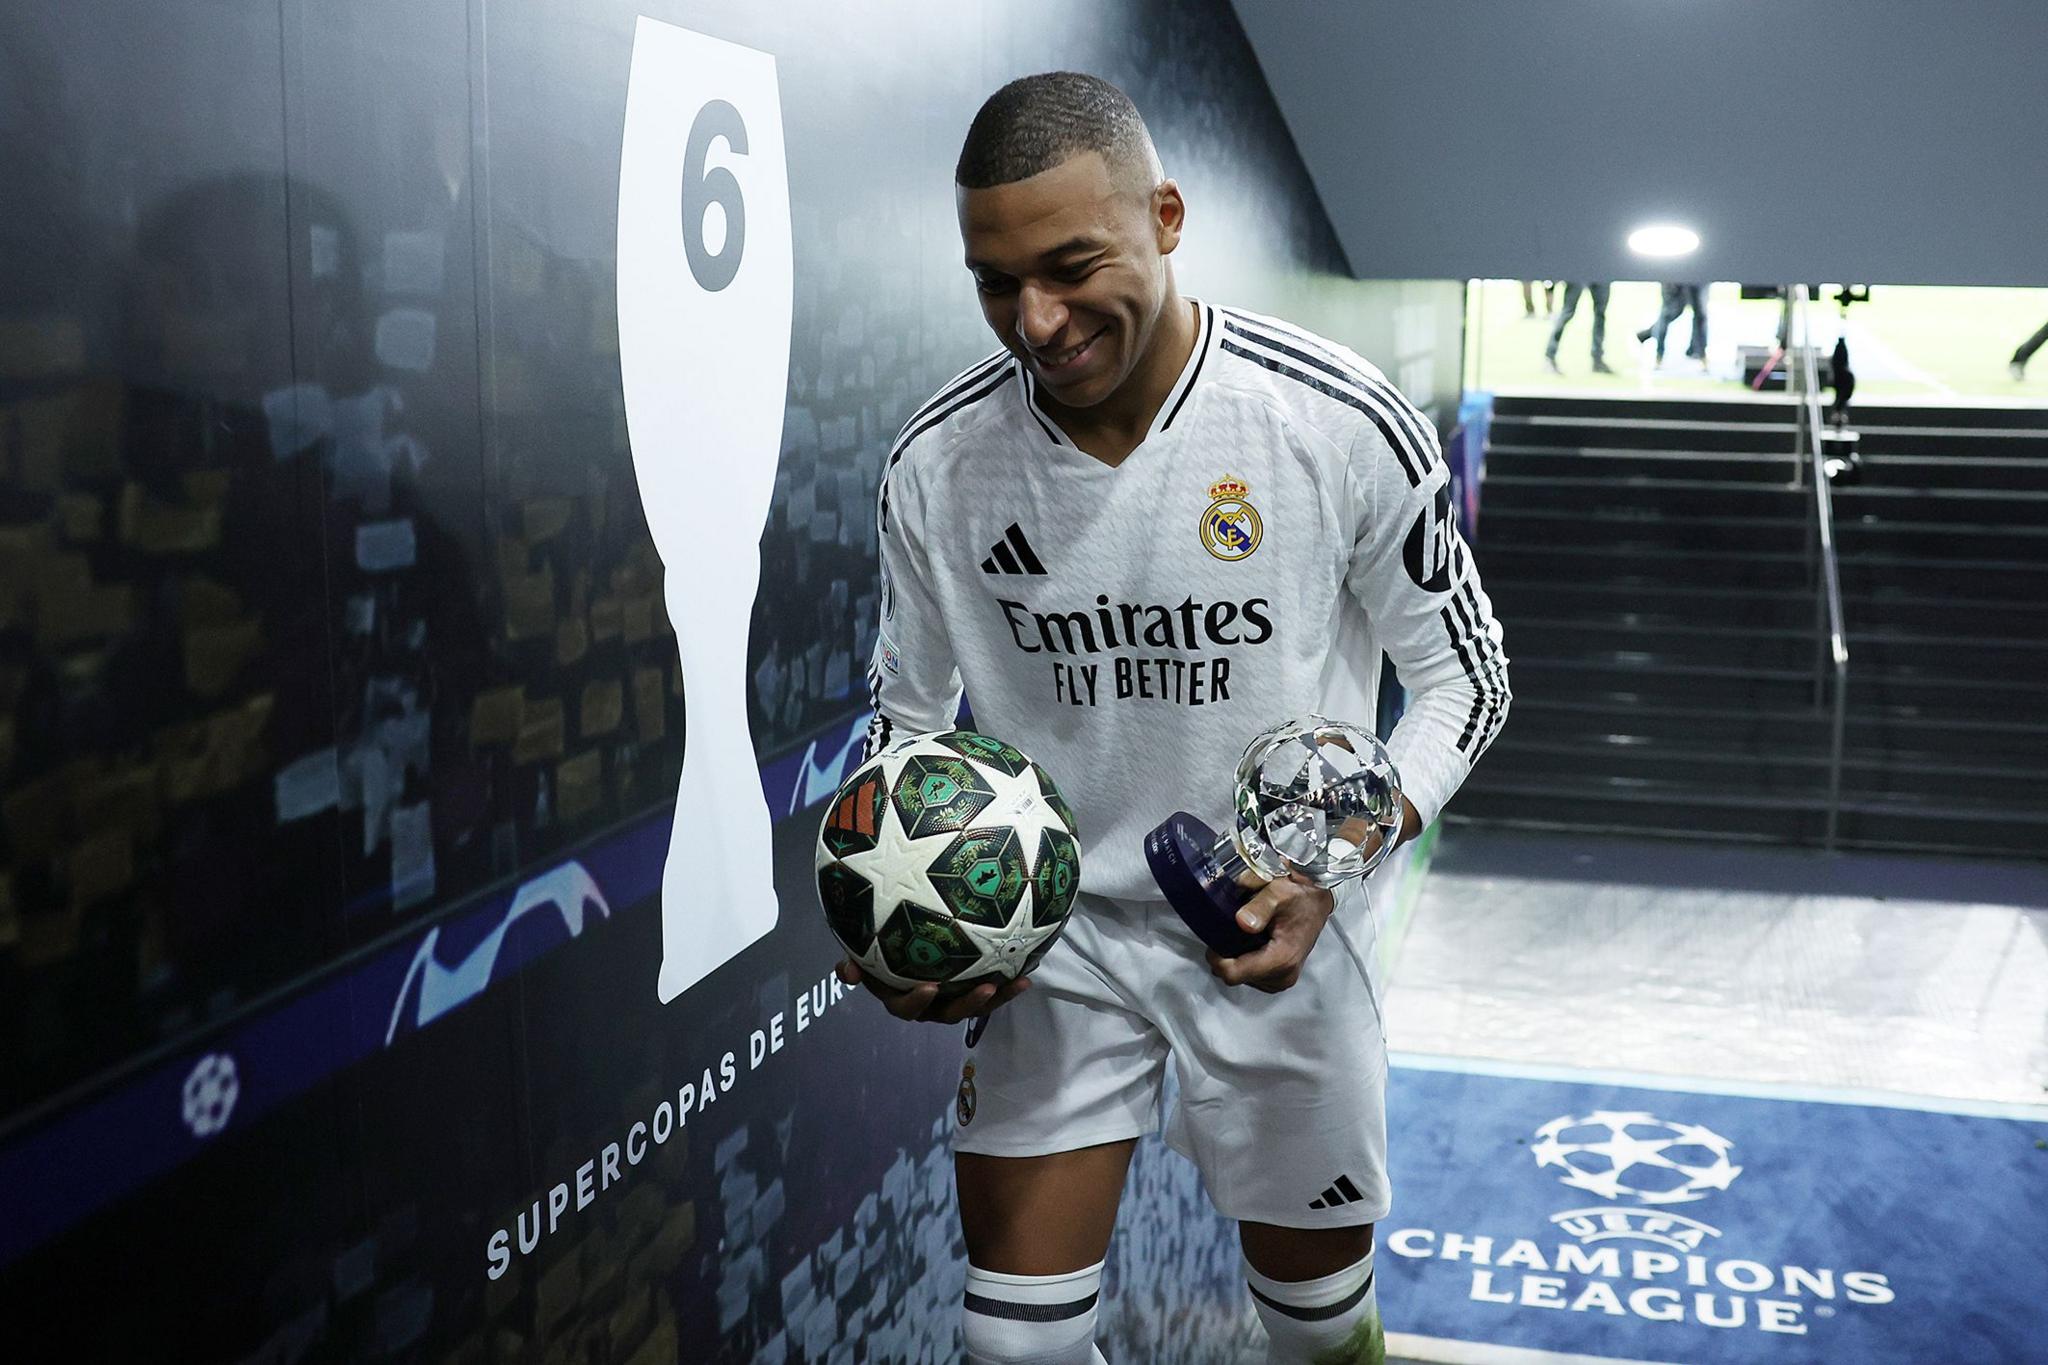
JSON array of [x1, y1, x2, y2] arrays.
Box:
[[835, 958, 1031, 1024]]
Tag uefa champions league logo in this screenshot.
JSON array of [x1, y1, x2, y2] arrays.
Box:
[[1534, 1110, 1741, 1251], [1533, 1110, 1742, 1205], [1386, 1099, 1896, 1336], [181, 1053, 240, 1138]]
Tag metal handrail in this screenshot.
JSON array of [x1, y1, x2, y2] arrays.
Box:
[[1790, 287, 1849, 849]]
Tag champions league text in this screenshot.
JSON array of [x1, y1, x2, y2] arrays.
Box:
[[1388, 1228, 1896, 1337], [996, 593, 1271, 708], [482, 968, 860, 1280]]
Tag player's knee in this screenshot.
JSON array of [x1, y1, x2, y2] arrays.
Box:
[[961, 1259, 1104, 1365], [1246, 1244, 1383, 1364]]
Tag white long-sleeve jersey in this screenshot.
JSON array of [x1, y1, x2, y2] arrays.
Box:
[[864, 302, 1510, 902]]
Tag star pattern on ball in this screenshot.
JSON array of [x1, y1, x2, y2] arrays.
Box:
[[971, 763, 1070, 960], [837, 790, 958, 937], [833, 747, 1068, 985], [1531, 1110, 1742, 1207]]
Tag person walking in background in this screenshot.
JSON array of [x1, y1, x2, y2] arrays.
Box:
[[1544, 282, 1613, 374], [1637, 283, 1709, 369], [2011, 318, 2048, 380], [1520, 280, 1557, 318], [1829, 334, 1857, 429]]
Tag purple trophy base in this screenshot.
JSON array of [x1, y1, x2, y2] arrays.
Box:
[[1144, 811, 1270, 959]]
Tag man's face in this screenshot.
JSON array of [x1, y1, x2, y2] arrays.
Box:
[[956, 151, 1181, 409]]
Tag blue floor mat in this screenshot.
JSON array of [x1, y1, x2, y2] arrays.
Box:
[[1382, 1061, 2048, 1363]]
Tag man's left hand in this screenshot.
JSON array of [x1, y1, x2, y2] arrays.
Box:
[[1206, 874, 1336, 993]]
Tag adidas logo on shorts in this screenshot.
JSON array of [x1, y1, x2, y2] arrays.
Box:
[[1308, 1173, 1368, 1210], [980, 522, 1048, 576]]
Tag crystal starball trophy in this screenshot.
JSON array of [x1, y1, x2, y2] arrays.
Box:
[[1144, 716, 1404, 957]]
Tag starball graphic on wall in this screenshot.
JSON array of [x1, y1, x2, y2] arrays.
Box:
[[617, 18, 793, 1002]]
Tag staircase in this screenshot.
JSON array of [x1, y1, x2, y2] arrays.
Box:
[[1458, 394, 2048, 859]]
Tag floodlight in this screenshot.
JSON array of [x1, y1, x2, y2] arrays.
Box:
[[1627, 224, 1700, 258]]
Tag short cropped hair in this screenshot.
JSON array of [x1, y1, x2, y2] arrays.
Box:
[[955, 71, 1156, 190]]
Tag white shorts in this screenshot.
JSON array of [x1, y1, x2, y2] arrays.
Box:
[[951, 885, 1391, 1228]]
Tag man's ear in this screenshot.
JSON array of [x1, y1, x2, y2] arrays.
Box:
[[1153, 179, 1185, 255]]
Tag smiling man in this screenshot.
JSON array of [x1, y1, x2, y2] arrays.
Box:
[[840, 72, 1511, 1364]]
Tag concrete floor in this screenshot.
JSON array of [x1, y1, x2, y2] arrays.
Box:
[[1388, 825, 2048, 1108]]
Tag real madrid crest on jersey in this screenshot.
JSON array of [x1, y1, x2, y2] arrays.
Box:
[[957, 1062, 977, 1126], [1200, 475, 1263, 562]]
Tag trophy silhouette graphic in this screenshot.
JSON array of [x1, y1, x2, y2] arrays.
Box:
[[617, 18, 791, 1001]]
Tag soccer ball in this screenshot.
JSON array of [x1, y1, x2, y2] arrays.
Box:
[[815, 729, 1081, 993]]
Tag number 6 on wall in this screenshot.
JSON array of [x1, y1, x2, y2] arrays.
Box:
[[617, 17, 791, 1003]]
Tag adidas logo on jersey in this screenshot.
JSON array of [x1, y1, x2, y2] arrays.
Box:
[[981, 523, 1048, 576], [1309, 1173, 1369, 1210]]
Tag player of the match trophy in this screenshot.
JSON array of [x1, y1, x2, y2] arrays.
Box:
[[1144, 716, 1404, 957]]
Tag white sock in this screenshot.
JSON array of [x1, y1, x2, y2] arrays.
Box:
[[1245, 1248, 1383, 1364], [961, 1259, 1108, 1365]]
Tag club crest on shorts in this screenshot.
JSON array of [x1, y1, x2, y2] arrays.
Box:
[[957, 1062, 977, 1126], [1200, 475, 1262, 561]]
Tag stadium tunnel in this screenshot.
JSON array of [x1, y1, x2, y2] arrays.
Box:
[[1, 1, 2043, 1362]]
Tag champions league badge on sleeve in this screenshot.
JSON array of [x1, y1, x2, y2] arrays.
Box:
[[1199, 475, 1262, 561]]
